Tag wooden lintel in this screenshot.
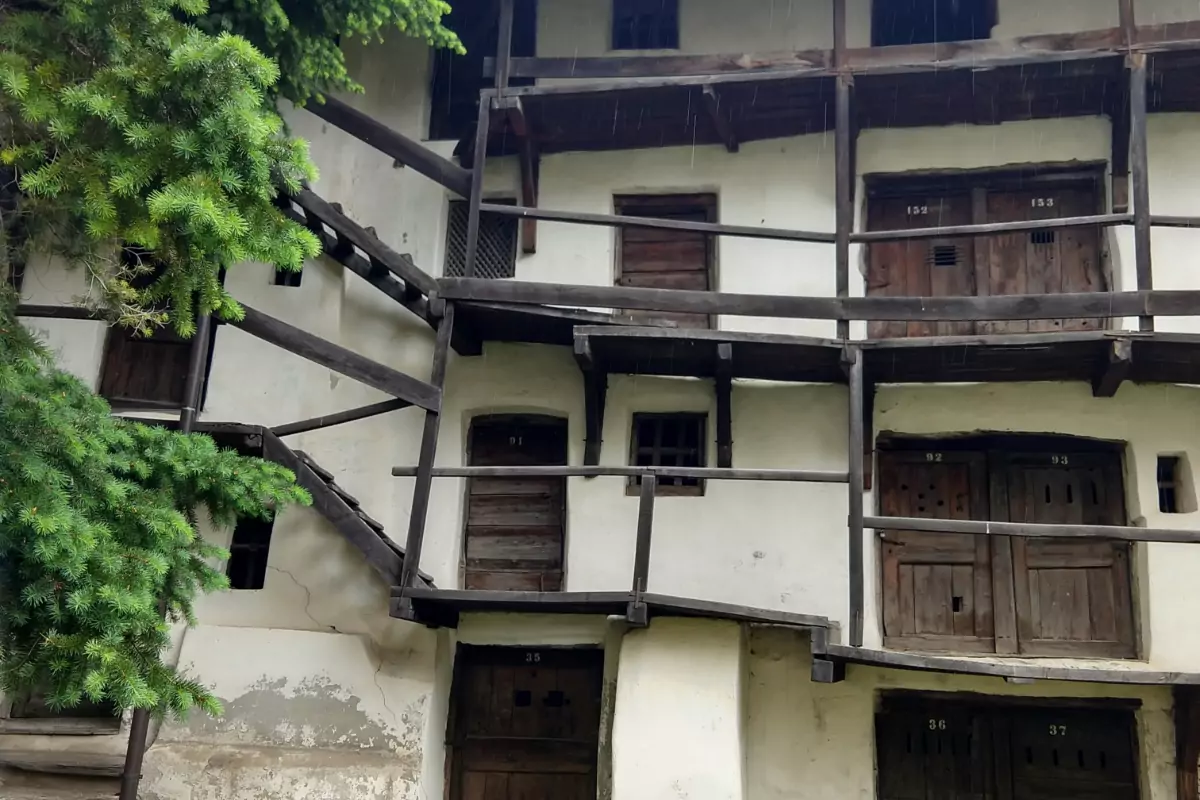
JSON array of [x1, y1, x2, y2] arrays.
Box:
[[438, 277, 1200, 323], [1091, 338, 1133, 397], [627, 474, 657, 627], [865, 515, 1200, 544], [575, 337, 608, 467], [306, 97, 472, 198], [701, 85, 739, 153], [230, 304, 441, 412], [715, 342, 733, 468]]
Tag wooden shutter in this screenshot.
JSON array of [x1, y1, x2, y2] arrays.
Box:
[[616, 194, 714, 329], [98, 326, 192, 408], [464, 417, 568, 592], [452, 648, 601, 800], [867, 193, 975, 339], [876, 699, 991, 800], [879, 451, 995, 653], [980, 185, 1106, 334], [997, 453, 1135, 658]]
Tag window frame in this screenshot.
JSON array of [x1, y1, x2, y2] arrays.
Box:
[[627, 412, 708, 497]]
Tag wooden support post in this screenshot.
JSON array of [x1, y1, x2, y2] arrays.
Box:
[[1176, 686, 1200, 800], [845, 346, 865, 647], [396, 304, 457, 619], [715, 343, 733, 469], [861, 376, 876, 492], [575, 335, 608, 466], [1129, 53, 1154, 332], [519, 135, 540, 254], [1119, 0, 1137, 46], [1092, 338, 1133, 397], [702, 85, 739, 153], [119, 310, 213, 800], [495, 0, 515, 94], [1111, 75, 1132, 213], [834, 75, 854, 341], [627, 474, 657, 627], [464, 99, 492, 278]]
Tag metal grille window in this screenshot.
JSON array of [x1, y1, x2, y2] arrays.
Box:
[[444, 200, 518, 279], [227, 516, 275, 590], [612, 0, 680, 50], [629, 413, 706, 496]]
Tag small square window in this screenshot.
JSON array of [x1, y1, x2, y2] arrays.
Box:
[[612, 0, 679, 51], [273, 267, 303, 287], [1158, 455, 1196, 514], [444, 200, 518, 279], [227, 516, 275, 590], [628, 413, 706, 496]]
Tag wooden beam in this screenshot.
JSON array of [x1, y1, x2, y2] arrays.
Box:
[[306, 98, 472, 198], [438, 277, 1200, 322], [1119, 0, 1137, 45], [852, 213, 1131, 243], [485, 49, 829, 80], [229, 303, 441, 412], [574, 336, 607, 467], [865, 515, 1200, 544], [15, 304, 101, 321], [494, 0, 515, 93], [396, 304, 456, 616], [502, 97, 541, 255], [641, 593, 831, 628], [391, 465, 850, 483], [1110, 72, 1132, 213], [701, 85, 738, 153], [479, 202, 837, 244], [290, 188, 436, 296], [846, 347, 865, 647], [271, 398, 413, 438], [834, 74, 854, 340], [1129, 53, 1155, 332], [1092, 338, 1133, 397], [627, 474, 656, 627], [715, 343, 733, 469], [464, 102, 491, 278]]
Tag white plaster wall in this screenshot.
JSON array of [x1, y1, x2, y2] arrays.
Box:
[[746, 627, 1176, 800]]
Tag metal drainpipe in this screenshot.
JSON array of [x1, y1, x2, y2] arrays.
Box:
[[118, 312, 212, 800]]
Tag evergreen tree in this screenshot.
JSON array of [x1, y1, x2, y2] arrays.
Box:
[[0, 299, 310, 717]]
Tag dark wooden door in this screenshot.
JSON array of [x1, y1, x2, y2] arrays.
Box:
[[981, 186, 1106, 335], [878, 451, 995, 653], [99, 326, 192, 408], [451, 647, 602, 800], [867, 192, 976, 339], [877, 698, 1138, 800], [997, 453, 1135, 658], [616, 194, 715, 329], [464, 416, 568, 591]]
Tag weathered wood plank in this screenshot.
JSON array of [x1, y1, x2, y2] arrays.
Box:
[[229, 304, 441, 411], [1091, 338, 1133, 397], [390, 465, 850, 483], [463, 101, 492, 278], [14, 304, 102, 321], [305, 97, 472, 197], [851, 212, 1130, 243], [866, 515, 1200, 544], [271, 398, 413, 437], [847, 347, 865, 647], [1129, 53, 1154, 332], [701, 85, 738, 153]]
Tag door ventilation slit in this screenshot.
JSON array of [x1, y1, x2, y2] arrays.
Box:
[[929, 244, 960, 267], [1031, 230, 1056, 245]]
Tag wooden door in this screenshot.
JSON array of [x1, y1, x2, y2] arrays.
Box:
[[876, 697, 1138, 800], [867, 193, 975, 339], [878, 451, 995, 653], [464, 416, 568, 591], [981, 186, 1106, 334], [998, 453, 1135, 658], [616, 194, 715, 329], [451, 647, 602, 800]]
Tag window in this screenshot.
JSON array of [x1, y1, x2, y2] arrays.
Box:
[[871, 0, 995, 47], [226, 516, 275, 590], [615, 194, 715, 329], [612, 0, 679, 50], [1158, 455, 1196, 513], [273, 267, 303, 287], [629, 413, 706, 496], [444, 200, 518, 279]]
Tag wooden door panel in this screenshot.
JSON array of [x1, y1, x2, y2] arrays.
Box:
[[465, 418, 567, 592], [876, 702, 991, 800], [1001, 455, 1135, 657], [879, 452, 994, 652], [1007, 708, 1138, 800], [867, 194, 975, 339], [981, 187, 1105, 334]]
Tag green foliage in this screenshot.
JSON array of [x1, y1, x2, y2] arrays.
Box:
[[0, 300, 310, 717], [198, 0, 464, 104]]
